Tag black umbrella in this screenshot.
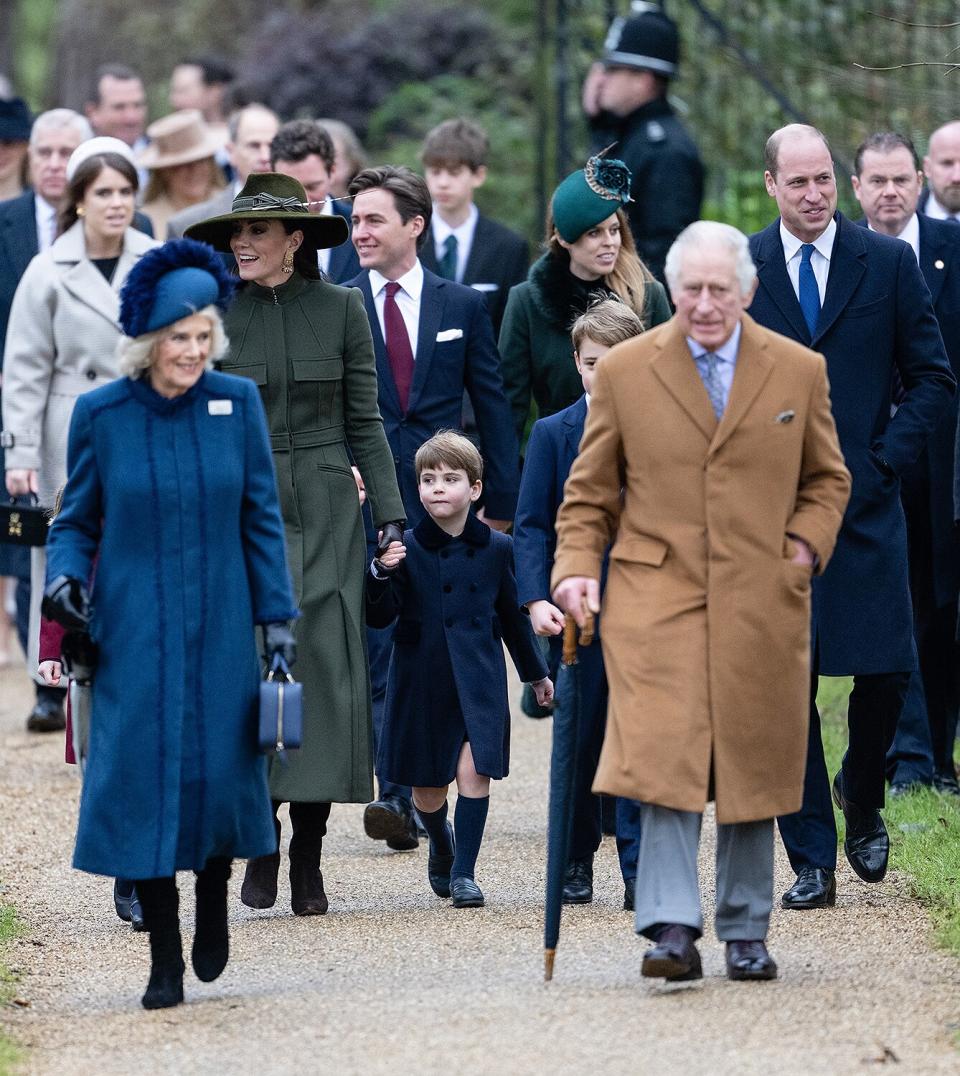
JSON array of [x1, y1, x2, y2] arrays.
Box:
[[544, 610, 594, 981]]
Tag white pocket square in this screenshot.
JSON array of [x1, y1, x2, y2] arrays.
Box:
[[471, 283, 499, 293], [436, 328, 464, 342]]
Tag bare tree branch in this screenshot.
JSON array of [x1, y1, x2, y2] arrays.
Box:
[[866, 12, 960, 30]]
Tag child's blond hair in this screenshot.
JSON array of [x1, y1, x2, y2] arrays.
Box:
[[570, 297, 645, 353], [415, 430, 483, 486]]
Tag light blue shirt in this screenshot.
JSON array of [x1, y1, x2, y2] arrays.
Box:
[[686, 321, 742, 413]]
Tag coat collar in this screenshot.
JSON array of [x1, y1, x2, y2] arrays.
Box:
[[413, 510, 492, 550], [527, 252, 615, 330]]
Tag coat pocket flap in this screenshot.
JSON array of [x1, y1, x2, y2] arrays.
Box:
[[222, 362, 267, 386], [393, 619, 421, 644], [292, 357, 345, 381], [609, 535, 668, 566]]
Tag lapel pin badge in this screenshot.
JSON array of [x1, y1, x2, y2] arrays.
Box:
[[208, 399, 233, 416], [774, 409, 795, 424], [935, 259, 945, 270]]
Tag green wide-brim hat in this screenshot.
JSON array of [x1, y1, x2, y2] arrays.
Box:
[[184, 172, 348, 251], [552, 153, 634, 243]]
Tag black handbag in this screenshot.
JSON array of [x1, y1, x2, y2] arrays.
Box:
[[258, 653, 303, 757], [0, 495, 49, 547]]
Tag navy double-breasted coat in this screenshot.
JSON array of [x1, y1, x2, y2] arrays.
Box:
[[46, 372, 297, 879], [365, 513, 548, 786], [749, 213, 955, 674]]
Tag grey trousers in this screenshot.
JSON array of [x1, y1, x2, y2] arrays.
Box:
[[634, 803, 774, 942]]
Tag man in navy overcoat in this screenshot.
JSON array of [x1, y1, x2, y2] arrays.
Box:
[[748, 124, 955, 909], [345, 165, 519, 849], [851, 131, 960, 797]]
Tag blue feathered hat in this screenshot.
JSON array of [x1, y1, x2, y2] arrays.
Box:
[[119, 238, 237, 338], [552, 150, 633, 243]]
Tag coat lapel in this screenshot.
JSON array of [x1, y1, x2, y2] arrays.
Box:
[[650, 319, 717, 443], [562, 394, 588, 464], [918, 214, 948, 307], [753, 219, 812, 344], [813, 214, 867, 345], [408, 271, 444, 413], [708, 315, 775, 458]]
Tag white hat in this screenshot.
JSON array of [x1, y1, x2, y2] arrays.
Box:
[[66, 136, 138, 181]]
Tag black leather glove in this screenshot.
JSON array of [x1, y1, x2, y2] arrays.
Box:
[[42, 575, 91, 630], [263, 621, 297, 669], [376, 521, 405, 556], [61, 630, 99, 685]]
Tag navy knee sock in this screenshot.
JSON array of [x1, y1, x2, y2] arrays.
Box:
[[417, 801, 454, 854], [451, 795, 489, 880]]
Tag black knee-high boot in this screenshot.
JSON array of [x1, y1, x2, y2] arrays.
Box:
[[136, 876, 184, 1010], [240, 801, 282, 909], [193, 856, 232, 983], [289, 801, 331, 916]]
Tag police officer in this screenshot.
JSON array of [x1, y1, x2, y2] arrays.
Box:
[[582, 2, 704, 282]]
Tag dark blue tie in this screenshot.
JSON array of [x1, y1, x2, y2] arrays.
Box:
[[798, 243, 820, 337]]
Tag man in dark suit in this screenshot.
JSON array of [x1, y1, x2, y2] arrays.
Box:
[[852, 131, 960, 797], [345, 164, 519, 850], [418, 119, 528, 336], [918, 121, 960, 222], [269, 119, 359, 285], [748, 124, 955, 909]]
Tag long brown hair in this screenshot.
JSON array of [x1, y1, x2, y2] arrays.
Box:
[[545, 207, 652, 322]]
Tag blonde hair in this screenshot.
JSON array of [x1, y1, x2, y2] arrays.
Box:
[[142, 158, 224, 204], [570, 298, 644, 352], [116, 305, 228, 378], [415, 430, 483, 485], [547, 207, 653, 323]]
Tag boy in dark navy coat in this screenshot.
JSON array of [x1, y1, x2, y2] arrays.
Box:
[[514, 300, 645, 913], [367, 432, 552, 908]]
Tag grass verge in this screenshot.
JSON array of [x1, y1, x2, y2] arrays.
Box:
[[817, 677, 960, 954], [0, 904, 23, 1075]]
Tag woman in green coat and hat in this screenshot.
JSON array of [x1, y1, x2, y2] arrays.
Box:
[[186, 174, 405, 918], [499, 153, 672, 447]]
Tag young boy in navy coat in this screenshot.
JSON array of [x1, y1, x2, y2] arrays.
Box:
[[367, 431, 553, 908], [513, 300, 645, 912]]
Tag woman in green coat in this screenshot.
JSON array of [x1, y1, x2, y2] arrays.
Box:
[[499, 153, 672, 445], [187, 174, 405, 918]]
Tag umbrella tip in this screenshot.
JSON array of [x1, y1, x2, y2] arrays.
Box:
[[544, 948, 556, 981]]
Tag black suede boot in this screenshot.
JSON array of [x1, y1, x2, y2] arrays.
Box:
[[289, 801, 331, 916], [192, 857, 231, 983], [240, 804, 282, 909], [137, 877, 184, 1010]]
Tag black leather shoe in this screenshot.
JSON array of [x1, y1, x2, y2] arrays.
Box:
[[26, 694, 66, 733], [889, 780, 922, 798], [240, 852, 280, 909], [562, 857, 593, 904], [129, 886, 145, 932], [114, 878, 136, 923], [832, 771, 889, 882], [641, 924, 702, 981], [781, 866, 836, 909], [450, 876, 484, 908], [623, 877, 636, 912], [726, 940, 778, 981], [427, 822, 455, 898], [363, 796, 419, 851], [933, 772, 960, 797]]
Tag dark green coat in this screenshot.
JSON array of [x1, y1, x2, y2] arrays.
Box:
[[221, 272, 404, 803], [498, 252, 672, 443]]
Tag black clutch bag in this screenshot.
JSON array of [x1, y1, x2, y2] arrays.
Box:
[[258, 654, 303, 757], [1, 495, 49, 547]]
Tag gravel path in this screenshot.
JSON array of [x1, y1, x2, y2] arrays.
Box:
[[1, 656, 958, 1074]]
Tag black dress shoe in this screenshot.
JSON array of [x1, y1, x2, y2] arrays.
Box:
[[129, 887, 146, 932], [450, 876, 484, 908], [363, 796, 419, 851], [562, 857, 593, 904], [114, 878, 137, 923], [726, 940, 778, 981], [832, 771, 889, 882], [427, 823, 455, 898], [26, 694, 66, 733], [781, 866, 836, 909], [641, 924, 702, 981], [889, 780, 922, 798], [623, 877, 636, 912], [933, 772, 960, 797]]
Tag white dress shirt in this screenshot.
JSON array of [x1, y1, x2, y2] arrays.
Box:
[[369, 260, 424, 359], [315, 198, 334, 275], [868, 212, 920, 264], [431, 203, 478, 283], [686, 320, 742, 409], [923, 191, 958, 222], [780, 217, 836, 305], [34, 195, 58, 252]]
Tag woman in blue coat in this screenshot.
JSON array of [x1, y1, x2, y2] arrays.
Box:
[[44, 240, 298, 1010]]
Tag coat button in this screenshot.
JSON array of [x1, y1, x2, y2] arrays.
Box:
[[445, 617, 453, 627], [85, 370, 96, 380], [443, 583, 452, 593]]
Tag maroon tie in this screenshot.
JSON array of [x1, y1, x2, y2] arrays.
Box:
[[384, 281, 414, 411]]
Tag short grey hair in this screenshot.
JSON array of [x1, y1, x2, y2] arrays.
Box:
[[117, 305, 228, 379], [664, 221, 757, 299], [30, 109, 93, 146]]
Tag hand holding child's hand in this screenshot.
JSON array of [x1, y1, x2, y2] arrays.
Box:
[[532, 676, 554, 708], [375, 541, 406, 573], [527, 600, 565, 637], [38, 660, 62, 686]]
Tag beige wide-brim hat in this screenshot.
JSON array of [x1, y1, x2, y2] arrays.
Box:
[[137, 110, 225, 170]]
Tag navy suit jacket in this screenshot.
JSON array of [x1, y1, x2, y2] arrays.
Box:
[[420, 212, 528, 336], [325, 198, 360, 285], [749, 212, 955, 674], [345, 263, 519, 525]]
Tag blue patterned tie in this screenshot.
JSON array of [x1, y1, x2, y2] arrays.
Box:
[[798, 243, 821, 337], [699, 352, 726, 420], [438, 234, 458, 280]]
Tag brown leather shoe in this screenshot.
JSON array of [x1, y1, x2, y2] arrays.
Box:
[[641, 924, 702, 981], [290, 861, 328, 916], [240, 852, 280, 909], [726, 940, 778, 981]]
